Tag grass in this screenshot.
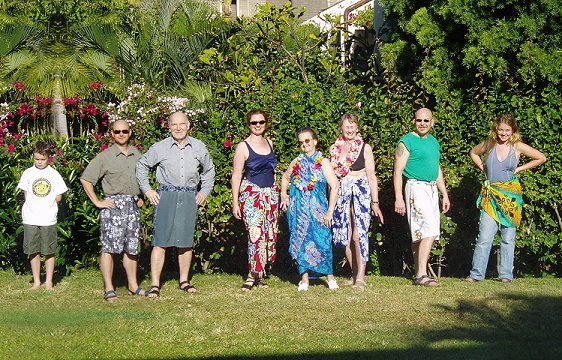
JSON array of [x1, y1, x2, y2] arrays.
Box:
[[1, 269, 561, 359]]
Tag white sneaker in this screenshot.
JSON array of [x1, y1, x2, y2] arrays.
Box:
[[297, 281, 309, 292], [327, 279, 339, 290]]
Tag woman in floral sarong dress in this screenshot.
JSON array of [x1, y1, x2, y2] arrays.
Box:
[[281, 127, 340, 291], [232, 110, 280, 291], [330, 114, 384, 290], [465, 113, 546, 283]]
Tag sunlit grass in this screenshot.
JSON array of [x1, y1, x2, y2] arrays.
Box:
[[1, 270, 561, 359]]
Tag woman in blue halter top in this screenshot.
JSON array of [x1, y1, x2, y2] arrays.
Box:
[[231, 109, 280, 291]]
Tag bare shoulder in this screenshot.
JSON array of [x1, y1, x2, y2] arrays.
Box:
[[234, 141, 249, 157], [396, 141, 407, 155], [321, 157, 332, 167], [364, 143, 374, 154]]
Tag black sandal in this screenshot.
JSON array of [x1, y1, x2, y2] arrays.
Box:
[[241, 277, 256, 291], [147, 285, 160, 297], [128, 287, 148, 296], [104, 290, 118, 301], [179, 280, 197, 293], [254, 278, 269, 289]]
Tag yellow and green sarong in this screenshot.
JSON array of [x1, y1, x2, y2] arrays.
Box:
[[477, 177, 523, 227]]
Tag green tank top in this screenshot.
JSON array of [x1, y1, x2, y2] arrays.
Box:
[[398, 132, 440, 181]]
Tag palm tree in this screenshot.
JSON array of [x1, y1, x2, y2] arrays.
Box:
[[75, 0, 233, 99], [0, 2, 119, 136]]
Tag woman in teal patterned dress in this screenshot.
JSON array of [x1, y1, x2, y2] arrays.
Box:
[[281, 127, 340, 291]]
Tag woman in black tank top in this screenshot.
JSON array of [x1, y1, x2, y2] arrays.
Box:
[[231, 109, 280, 291]]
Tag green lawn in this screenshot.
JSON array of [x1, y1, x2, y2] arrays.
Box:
[[1, 269, 561, 359]]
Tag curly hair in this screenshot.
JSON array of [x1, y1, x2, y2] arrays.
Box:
[[483, 113, 521, 154]]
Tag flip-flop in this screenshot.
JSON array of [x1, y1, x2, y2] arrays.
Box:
[[179, 280, 197, 293], [104, 290, 118, 301], [352, 279, 366, 291], [413, 275, 439, 287], [128, 287, 148, 296]]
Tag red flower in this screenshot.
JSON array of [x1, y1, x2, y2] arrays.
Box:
[[307, 184, 314, 191], [6, 144, 15, 153], [17, 103, 35, 116], [64, 98, 78, 107], [100, 143, 108, 152], [292, 163, 301, 175], [48, 155, 54, 163], [80, 103, 99, 116], [89, 81, 103, 90], [12, 133, 21, 140], [223, 138, 232, 148], [13, 82, 26, 91], [34, 96, 52, 107]]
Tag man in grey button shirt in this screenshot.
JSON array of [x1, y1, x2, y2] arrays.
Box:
[[136, 111, 215, 296], [81, 120, 146, 300]]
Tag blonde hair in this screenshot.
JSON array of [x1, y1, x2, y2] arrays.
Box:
[[483, 113, 521, 154]]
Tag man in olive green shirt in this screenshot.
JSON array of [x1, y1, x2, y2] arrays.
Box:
[[81, 120, 146, 301]]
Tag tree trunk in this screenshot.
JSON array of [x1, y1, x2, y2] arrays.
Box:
[[50, 76, 68, 136]]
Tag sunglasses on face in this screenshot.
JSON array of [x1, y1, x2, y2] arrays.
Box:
[[250, 120, 266, 126], [113, 129, 130, 134], [299, 138, 313, 145], [415, 118, 431, 123]]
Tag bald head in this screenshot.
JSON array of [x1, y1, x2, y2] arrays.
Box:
[[112, 119, 130, 131], [413, 107, 434, 137], [415, 108, 433, 121]]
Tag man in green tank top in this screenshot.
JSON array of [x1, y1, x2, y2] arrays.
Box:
[[393, 108, 450, 287]]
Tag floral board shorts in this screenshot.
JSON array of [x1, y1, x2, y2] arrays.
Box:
[[100, 195, 140, 254]]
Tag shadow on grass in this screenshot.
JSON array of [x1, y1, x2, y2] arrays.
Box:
[[186, 293, 560, 360]]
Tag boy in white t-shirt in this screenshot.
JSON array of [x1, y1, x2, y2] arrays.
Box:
[[17, 142, 68, 290]]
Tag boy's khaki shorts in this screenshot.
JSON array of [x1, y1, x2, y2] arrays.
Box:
[[23, 224, 57, 255]]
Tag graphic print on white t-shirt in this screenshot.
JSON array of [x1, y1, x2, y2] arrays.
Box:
[[32, 178, 52, 197]]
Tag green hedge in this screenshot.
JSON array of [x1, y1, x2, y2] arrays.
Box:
[[2, 77, 559, 278]]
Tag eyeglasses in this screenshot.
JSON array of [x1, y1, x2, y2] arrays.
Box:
[[250, 120, 266, 126], [415, 119, 431, 123], [113, 129, 130, 134], [299, 138, 313, 145]]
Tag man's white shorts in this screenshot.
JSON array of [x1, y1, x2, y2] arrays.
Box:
[[405, 179, 441, 242]]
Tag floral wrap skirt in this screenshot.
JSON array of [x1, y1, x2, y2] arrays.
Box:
[[332, 176, 372, 263], [239, 179, 280, 274]]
